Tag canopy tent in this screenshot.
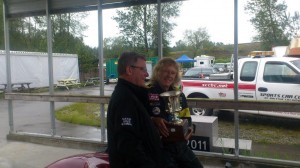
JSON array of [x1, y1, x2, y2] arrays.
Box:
[[175, 54, 196, 63]]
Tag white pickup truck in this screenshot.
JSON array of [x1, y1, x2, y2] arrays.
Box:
[[182, 56, 300, 117]]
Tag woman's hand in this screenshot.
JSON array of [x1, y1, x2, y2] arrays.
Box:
[[151, 117, 169, 137], [184, 127, 193, 141]]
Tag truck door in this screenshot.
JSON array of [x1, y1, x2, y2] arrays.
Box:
[[238, 60, 259, 100], [256, 61, 300, 102]]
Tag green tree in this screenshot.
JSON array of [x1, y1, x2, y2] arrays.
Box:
[[32, 12, 88, 52], [77, 45, 98, 73], [0, 9, 99, 76], [284, 11, 300, 39], [113, 2, 181, 56], [183, 27, 210, 57], [245, 0, 300, 49], [172, 40, 187, 51], [103, 36, 132, 59]]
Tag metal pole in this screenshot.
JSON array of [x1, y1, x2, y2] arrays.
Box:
[[46, 0, 56, 136], [157, 0, 163, 59], [98, 0, 106, 142], [3, 0, 14, 133], [233, 0, 240, 156]]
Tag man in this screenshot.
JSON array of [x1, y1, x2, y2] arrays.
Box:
[[107, 52, 163, 168], [147, 57, 203, 168]]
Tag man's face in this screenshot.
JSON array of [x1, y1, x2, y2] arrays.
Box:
[[158, 65, 177, 90], [129, 59, 149, 87]]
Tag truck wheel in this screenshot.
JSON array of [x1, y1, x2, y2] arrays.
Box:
[[190, 107, 213, 116], [188, 93, 213, 116]]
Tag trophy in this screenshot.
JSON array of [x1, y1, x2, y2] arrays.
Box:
[[160, 91, 190, 142]]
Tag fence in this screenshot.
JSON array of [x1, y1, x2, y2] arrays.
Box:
[[4, 93, 300, 167]]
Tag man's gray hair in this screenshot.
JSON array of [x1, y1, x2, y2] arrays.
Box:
[[117, 52, 146, 75]]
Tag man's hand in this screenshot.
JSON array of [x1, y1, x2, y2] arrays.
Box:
[[151, 117, 169, 137]]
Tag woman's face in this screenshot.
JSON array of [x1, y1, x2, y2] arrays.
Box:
[[158, 65, 177, 90]]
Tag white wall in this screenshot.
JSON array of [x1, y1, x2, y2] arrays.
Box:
[[0, 51, 80, 88]]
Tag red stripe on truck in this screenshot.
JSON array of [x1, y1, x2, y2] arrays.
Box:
[[182, 81, 256, 90]]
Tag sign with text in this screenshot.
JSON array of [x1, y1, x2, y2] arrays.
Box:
[[187, 136, 210, 152]]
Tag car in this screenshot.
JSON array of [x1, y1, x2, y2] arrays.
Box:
[[182, 67, 218, 79], [213, 63, 234, 72], [213, 63, 226, 72], [45, 152, 110, 168]]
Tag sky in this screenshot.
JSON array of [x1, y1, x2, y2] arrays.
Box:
[[82, 0, 299, 47]]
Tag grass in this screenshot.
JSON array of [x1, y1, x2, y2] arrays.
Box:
[[0, 92, 3, 99], [55, 103, 106, 127], [218, 120, 300, 146], [217, 114, 300, 146]]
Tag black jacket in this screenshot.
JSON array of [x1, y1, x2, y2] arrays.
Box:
[[107, 78, 162, 168]]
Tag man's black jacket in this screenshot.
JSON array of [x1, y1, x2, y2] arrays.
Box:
[[107, 78, 162, 168]]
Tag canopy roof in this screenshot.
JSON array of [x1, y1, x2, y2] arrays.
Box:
[[5, 0, 184, 18], [175, 54, 195, 63]]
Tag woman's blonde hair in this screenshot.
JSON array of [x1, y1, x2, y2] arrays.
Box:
[[150, 57, 181, 88]]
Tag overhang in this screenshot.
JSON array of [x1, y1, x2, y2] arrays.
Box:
[[4, 0, 184, 18]]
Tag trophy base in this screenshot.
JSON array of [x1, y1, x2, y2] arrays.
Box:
[[162, 119, 190, 142]]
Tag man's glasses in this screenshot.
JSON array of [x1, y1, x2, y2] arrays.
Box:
[[130, 65, 148, 73]]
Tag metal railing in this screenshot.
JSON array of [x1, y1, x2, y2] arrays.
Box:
[[4, 93, 300, 167]]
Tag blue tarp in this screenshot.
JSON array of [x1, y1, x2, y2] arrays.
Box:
[[175, 54, 196, 63]]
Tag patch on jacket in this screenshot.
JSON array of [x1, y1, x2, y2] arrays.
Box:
[[150, 102, 160, 106], [152, 107, 161, 115], [121, 118, 132, 126], [148, 93, 159, 101]]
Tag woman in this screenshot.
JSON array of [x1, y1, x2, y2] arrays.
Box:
[[147, 57, 203, 168]]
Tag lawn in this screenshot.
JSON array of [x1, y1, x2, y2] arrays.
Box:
[[55, 103, 105, 127]]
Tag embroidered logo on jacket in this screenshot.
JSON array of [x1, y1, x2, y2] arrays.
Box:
[[148, 93, 159, 101], [152, 107, 161, 115], [121, 118, 132, 126]]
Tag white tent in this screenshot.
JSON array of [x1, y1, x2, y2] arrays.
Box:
[[0, 50, 80, 88]]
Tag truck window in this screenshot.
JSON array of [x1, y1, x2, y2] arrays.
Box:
[[240, 61, 257, 81], [291, 60, 300, 69], [263, 62, 298, 83]]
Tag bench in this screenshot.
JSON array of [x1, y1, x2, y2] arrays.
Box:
[[0, 82, 32, 92], [55, 79, 81, 90], [84, 77, 100, 87]]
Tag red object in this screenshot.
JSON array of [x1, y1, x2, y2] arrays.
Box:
[[288, 47, 300, 56], [45, 152, 109, 168]]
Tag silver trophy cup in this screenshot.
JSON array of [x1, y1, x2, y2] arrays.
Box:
[[160, 90, 182, 123], [160, 91, 189, 142]]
